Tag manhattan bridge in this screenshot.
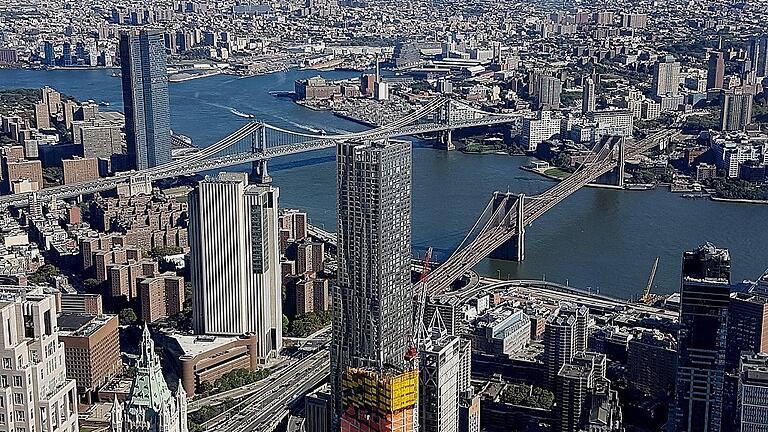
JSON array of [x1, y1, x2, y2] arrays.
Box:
[[0, 96, 678, 293]]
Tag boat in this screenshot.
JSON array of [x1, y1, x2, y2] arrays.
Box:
[[110, 71, 121, 78], [99, 101, 110, 107], [230, 108, 255, 119]]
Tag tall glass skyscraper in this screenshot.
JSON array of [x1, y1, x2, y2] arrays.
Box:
[[119, 29, 171, 170], [674, 243, 731, 432]]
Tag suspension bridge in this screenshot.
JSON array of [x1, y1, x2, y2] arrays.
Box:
[[423, 128, 680, 294], [0, 96, 522, 208]]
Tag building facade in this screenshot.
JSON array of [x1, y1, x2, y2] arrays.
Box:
[[188, 173, 282, 361], [419, 322, 471, 432], [0, 288, 79, 432], [110, 326, 187, 432], [119, 29, 171, 170], [736, 353, 768, 432], [58, 313, 123, 402], [331, 139, 414, 430], [721, 88, 754, 132], [674, 243, 731, 432]]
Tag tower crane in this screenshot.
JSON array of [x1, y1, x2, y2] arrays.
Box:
[[640, 257, 659, 303], [405, 247, 433, 362]]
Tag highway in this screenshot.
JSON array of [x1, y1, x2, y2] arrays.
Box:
[[205, 348, 329, 432], [462, 277, 678, 321]]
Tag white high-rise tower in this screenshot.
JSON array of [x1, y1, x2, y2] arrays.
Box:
[[188, 172, 283, 361]]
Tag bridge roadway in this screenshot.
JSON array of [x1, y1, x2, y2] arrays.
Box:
[[0, 115, 521, 208], [424, 128, 680, 294]]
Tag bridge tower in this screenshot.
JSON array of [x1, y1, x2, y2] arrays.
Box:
[[251, 159, 272, 184], [250, 124, 272, 184], [437, 129, 455, 151], [596, 136, 626, 187], [489, 192, 526, 261], [435, 98, 456, 151]]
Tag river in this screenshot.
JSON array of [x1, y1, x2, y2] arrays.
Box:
[[1, 68, 766, 298]]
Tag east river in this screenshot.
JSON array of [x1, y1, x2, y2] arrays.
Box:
[[2, 68, 767, 298]]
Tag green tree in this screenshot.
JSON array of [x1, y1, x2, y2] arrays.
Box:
[[149, 246, 184, 257], [28, 264, 60, 284], [119, 308, 138, 325]]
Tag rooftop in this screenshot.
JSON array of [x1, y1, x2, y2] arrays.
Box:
[[58, 313, 115, 337]]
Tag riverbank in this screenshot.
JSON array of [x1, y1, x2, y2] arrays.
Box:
[[168, 70, 222, 82], [711, 196, 768, 205]]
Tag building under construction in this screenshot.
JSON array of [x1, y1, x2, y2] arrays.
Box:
[[340, 367, 419, 432], [331, 139, 415, 431]]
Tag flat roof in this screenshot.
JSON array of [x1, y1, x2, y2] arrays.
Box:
[[58, 313, 114, 337], [172, 333, 244, 358]]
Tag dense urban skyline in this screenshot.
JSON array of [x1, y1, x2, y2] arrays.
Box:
[[0, 0, 767, 431]]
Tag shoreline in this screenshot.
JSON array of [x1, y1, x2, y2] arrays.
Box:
[[521, 165, 768, 205], [168, 70, 222, 83]]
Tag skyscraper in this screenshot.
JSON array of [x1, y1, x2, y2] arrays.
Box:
[[110, 326, 188, 432], [537, 76, 562, 110], [555, 363, 593, 432], [544, 313, 575, 388], [653, 55, 681, 97], [735, 353, 768, 431], [418, 316, 471, 432], [726, 292, 768, 372], [43, 40, 54, 65], [63, 41, 72, 66], [674, 243, 731, 432], [721, 87, 754, 132], [707, 51, 725, 90], [544, 302, 589, 387], [331, 139, 415, 430], [0, 288, 80, 432], [120, 29, 171, 170], [748, 34, 768, 78], [582, 76, 596, 114], [188, 172, 282, 361]]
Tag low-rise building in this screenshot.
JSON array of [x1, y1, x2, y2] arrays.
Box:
[[166, 333, 263, 396], [472, 308, 531, 356]]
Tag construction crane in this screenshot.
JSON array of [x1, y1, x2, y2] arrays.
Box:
[[640, 257, 659, 303], [405, 247, 433, 362]]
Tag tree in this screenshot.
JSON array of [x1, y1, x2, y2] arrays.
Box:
[[83, 278, 99, 288], [28, 264, 60, 284], [119, 308, 138, 325], [149, 246, 184, 258]]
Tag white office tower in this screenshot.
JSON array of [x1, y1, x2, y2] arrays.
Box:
[[419, 314, 471, 432], [0, 289, 79, 432], [582, 77, 596, 114], [111, 326, 187, 432], [188, 172, 282, 361]]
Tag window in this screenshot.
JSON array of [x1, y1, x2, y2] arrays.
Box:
[[13, 376, 22, 387], [23, 314, 34, 338], [16, 410, 25, 421], [0, 413, 4, 424], [0, 375, 6, 387], [14, 393, 22, 405], [43, 311, 52, 336], [2, 358, 10, 369]]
